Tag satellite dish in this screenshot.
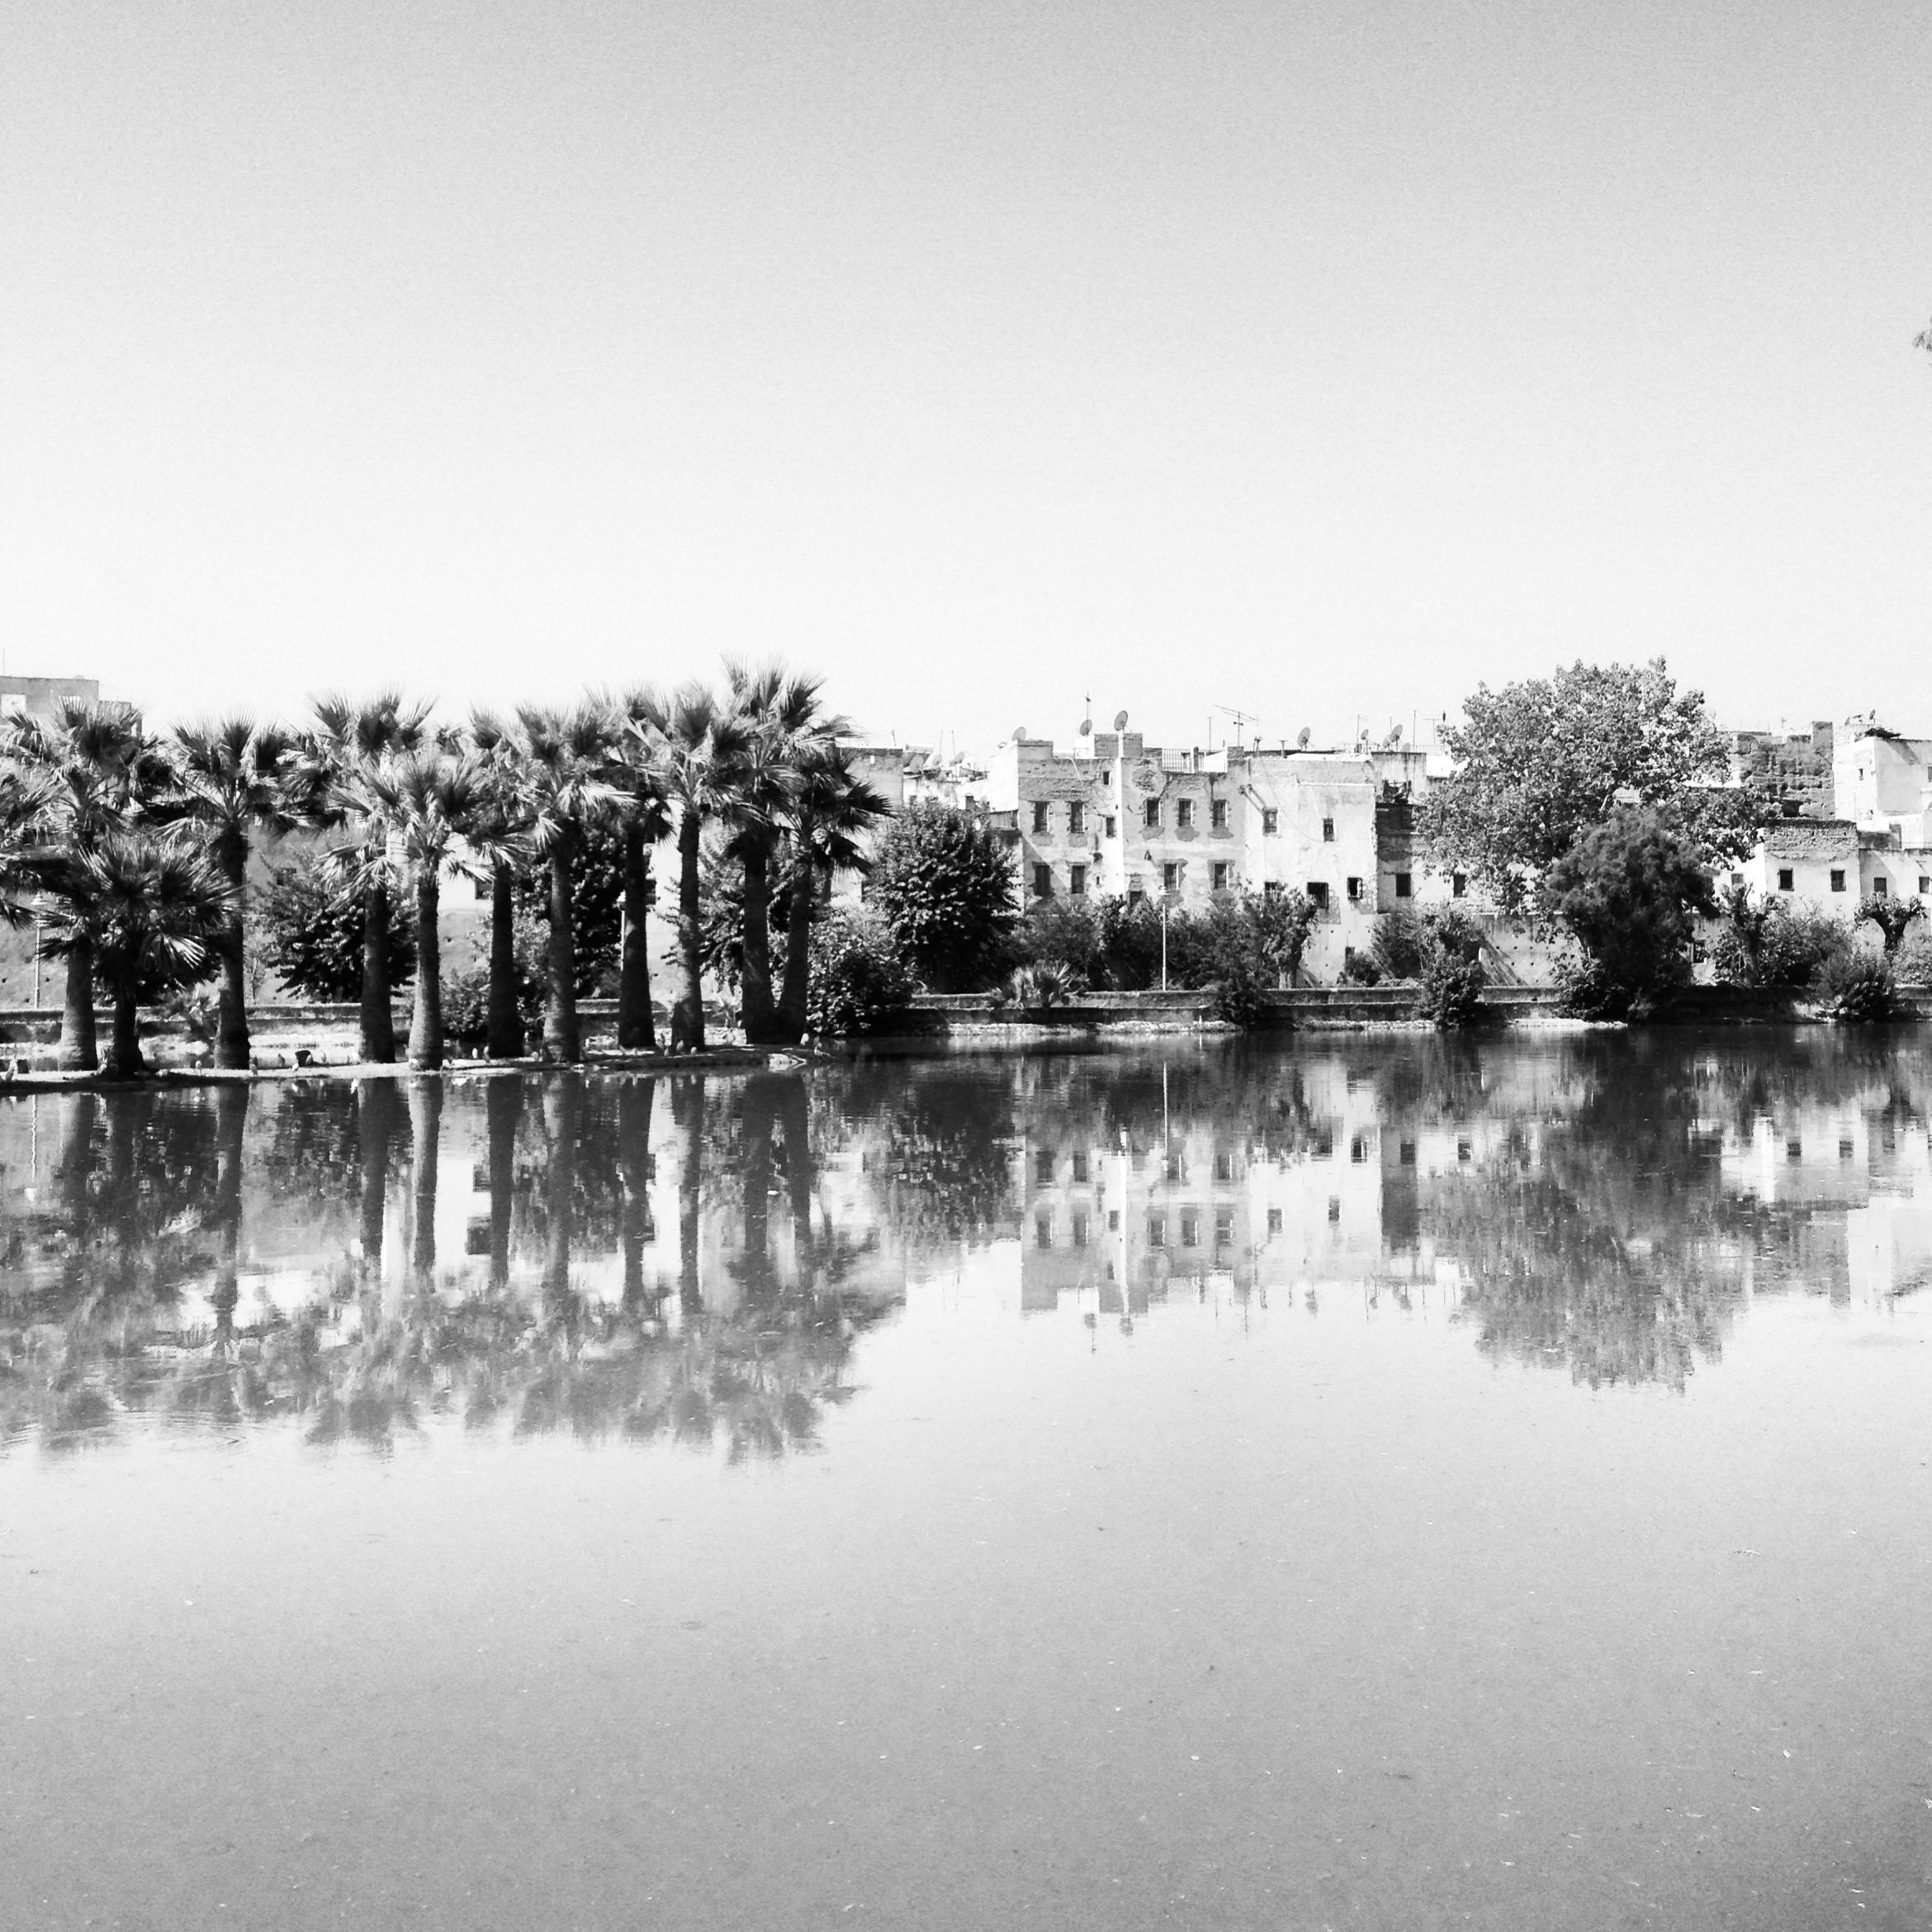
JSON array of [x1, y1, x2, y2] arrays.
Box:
[[1113, 709, 1129, 731], [1388, 724, 1403, 745], [1012, 724, 1027, 741], [1078, 718, 1092, 736], [1296, 727, 1311, 749]]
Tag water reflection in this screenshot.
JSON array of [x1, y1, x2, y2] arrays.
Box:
[[2, 1032, 1929, 1451]]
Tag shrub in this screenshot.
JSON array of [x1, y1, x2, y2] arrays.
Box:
[[1338, 951, 1382, 986], [869, 804, 1018, 992], [1811, 949, 1896, 1022], [1542, 806, 1716, 1014], [1371, 909, 1429, 982], [1756, 905, 1849, 987], [257, 855, 416, 1002], [1006, 960, 1081, 1010], [1418, 948, 1487, 1028], [1896, 928, 1932, 985], [440, 963, 493, 1046], [805, 908, 915, 1038], [1016, 897, 1103, 984]]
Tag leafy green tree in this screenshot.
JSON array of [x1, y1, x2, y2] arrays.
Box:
[[1858, 891, 1924, 956], [512, 818, 627, 999], [39, 833, 230, 1077], [1422, 660, 1764, 913], [257, 852, 416, 1002], [164, 718, 301, 1068], [869, 803, 1017, 992], [1543, 806, 1717, 1016], [805, 907, 913, 1037]]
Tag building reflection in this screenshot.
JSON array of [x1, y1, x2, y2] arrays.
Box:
[[1, 1034, 1928, 1448]]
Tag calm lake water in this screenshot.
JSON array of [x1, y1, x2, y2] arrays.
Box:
[[3, 1032, 1931, 1930]]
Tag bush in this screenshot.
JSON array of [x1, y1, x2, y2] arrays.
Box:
[[1371, 909, 1430, 981], [1712, 889, 1849, 988], [440, 963, 493, 1046], [1811, 949, 1896, 1022], [805, 908, 915, 1038], [1338, 951, 1382, 986], [1016, 897, 1102, 985], [1006, 960, 1081, 1010], [1418, 947, 1487, 1028], [1542, 806, 1716, 1015], [1896, 928, 1932, 985], [257, 855, 416, 1002], [869, 804, 1018, 992]]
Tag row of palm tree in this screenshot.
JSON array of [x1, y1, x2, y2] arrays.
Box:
[[0, 665, 888, 1077]]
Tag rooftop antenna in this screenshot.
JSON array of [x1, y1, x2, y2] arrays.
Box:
[[1297, 727, 1312, 749], [1113, 708, 1129, 732]]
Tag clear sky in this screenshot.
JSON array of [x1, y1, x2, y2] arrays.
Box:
[[2, 0, 1927, 753]]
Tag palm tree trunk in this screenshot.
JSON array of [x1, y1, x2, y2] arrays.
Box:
[[775, 838, 813, 1044], [675, 1073, 703, 1313], [107, 978, 143, 1079], [740, 836, 777, 1044], [671, 807, 706, 1052], [740, 1075, 775, 1302], [487, 861, 525, 1058], [546, 843, 580, 1063], [618, 821, 656, 1050], [357, 1078, 397, 1272], [361, 883, 395, 1064], [407, 871, 443, 1069], [59, 938, 98, 1072], [543, 1076, 578, 1303], [409, 1077, 441, 1275], [777, 1073, 813, 1274], [485, 1073, 519, 1289], [618, 1078, 655, 1314], [214, 841, 251, 1069]]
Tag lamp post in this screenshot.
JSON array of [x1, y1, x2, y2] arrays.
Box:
[[1143, 846, 1167, 991]]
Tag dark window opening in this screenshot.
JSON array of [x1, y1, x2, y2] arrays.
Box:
[[1144, 798, 1160, 829], [1031, 801, 1049, 834], [1262, 807, 1279, 835], [1069, 864, 1087, 896], [1210, 798, 1229, 831], [1778, 868, 1794, 891], [1068, 803, 1084, 835], [1176, 798, 1195, 830], [1033, 864, 1053, 897], [1395, 872, 1412, 898], [1322, 817, 1334, 842], [1830, 869, 1846, 892]]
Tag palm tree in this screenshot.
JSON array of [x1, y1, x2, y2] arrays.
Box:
[[724, 665, 850, 1044], [604, 690, 672, 1052], [302, 694, 434, 1064], [509, 704, 618, 1063], [465, 713, 534, 1058], [632, 684, 753, 1053], [774, 745, 889, 1044], [38, 831, 231, 1077], [164, 717, 301, 1068], [0, 700, 169, 1071], [363, 750, 481, 1070]]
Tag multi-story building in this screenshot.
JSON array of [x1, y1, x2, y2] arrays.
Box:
[[0, 675, 99, 719], [987, 726, 1447, 978]]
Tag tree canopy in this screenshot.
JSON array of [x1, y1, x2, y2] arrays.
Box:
[[1420, 660, 1764, 913]]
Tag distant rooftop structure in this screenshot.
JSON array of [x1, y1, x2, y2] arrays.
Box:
[[0, 675, 100, 720]]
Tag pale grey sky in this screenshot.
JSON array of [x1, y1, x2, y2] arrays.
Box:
[[2, 0, 1927, 751]]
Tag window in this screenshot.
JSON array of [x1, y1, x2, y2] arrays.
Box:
[[1830, 869, 1846, 893], [1144, 798, 1161, 829], [1147, 1215, 1166, 1248], [1920, 876, 1930, 894], [1104, 815, 1117, 838], [1786, 1138, 1802, 1162], [1873, 876, 1888, 897], [1346, 876, 1362, 901], [1128, 885, 1145, 907], [1163, 862, 1179, 892], [1839, 1139, 1854, 1162], [1071, 1211, 1089, 1248], [1399, 1140, 1416, 1165], [1395, 872, 1412, 898], [1210, 798, 1228, 831], [1177, 798, 1195, 829], [1211, 862, 1229, 892], [1071, 1151, 1088, 1183], [1322, 817, 1334, 842], [1032, 801, 1049, 834], [1451, 873, 1466, 898], [1107, 1209, 1120, 1232], [1214, 1152, 1231, 1181], [1214, 1210, 1234, 1248], [1309, 881, 1330, 911], [1262, 807, 1279, 836], [1263, 880, 1281, 899], [1035, 1148, 1054, 1184], [1778, 869, 1795, 892], [1266, 1208, 1282, 1235], [1456, 1139, 1472, 1163], [1180, 1211, 1200, 1248], [1068, 803, 1084, 835], [1350, 1136, 1366, 1164], [1035, 1212, 1053, 1248], [1165, 1153, 1181, 1181], [1327, 1196, 1341, 1223], [465, 1221, 491, 1256], [1069, 864, 1087, 896], [1033, 863, 1053, 897]]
